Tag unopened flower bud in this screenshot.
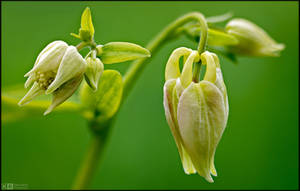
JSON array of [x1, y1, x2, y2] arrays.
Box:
[[225, 18, 285, 57], [163, 48, 228, 182], [19, 40, 86, 115], [84, 57, 104, 91]]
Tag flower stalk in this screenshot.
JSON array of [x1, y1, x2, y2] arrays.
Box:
[[72, 134, 104, 190]]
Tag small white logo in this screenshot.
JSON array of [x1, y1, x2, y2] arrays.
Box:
[[2, 183, 28, 190]]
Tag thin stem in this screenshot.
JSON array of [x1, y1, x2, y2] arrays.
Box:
[[192, 61, 202, 83], [122, 12, 208, 100], [193, 13, 207, 83], [72, 135, 104, 190], [76, 42, 88, 51], [196, 14, 208, 55]]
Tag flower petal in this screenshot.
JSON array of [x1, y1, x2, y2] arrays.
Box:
[[201, 51, 217, 83], [165, 47, 192, 81], [46, 46, 86, 94], [163, 79, 197, 174], [25, 41, 68, 77], [177, 81, 227, 183], [18, 82, 45, 106], [211, 53, 229, 119], [180, 51, 199, 88], [44, 75, 83, 115]]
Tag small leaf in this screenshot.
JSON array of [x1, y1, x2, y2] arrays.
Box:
[[81, 7, 94, 38], [207, 28, 239, 46], [97, 42, 151, 64], [80, 70, 123, 123]]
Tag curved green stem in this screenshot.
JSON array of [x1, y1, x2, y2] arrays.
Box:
[[72, 134, 104, 190], [193, 13, 208, 83], [122, 12, 208, 99], [192, 61, 202, 83]]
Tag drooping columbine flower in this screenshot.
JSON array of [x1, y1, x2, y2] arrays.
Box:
[[225, 18, 285, 57], [18, 40, 86, 115], [163, 47, 228, 182]]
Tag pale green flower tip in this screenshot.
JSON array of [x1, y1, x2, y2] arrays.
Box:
[[183, 168, 197, 175], [24, 72, 31, 77], [19, 82, 45, 106], [265, 43, 285, 57], [43, 109, 51, 115], [25, 77, 33, 88], [18, 99, 26, 107], [45, 85, 56, 95], [210, 165, 218, 177], [43, 103, 55, 116], [18, 93, 35, 106], [205, 175, 214, 183], [89, 81, 98, 91]]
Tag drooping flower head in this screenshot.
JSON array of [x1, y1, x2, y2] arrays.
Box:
[[19, 40, 86, 115], [163, 47, 228, 182], [225, 18, 285, 57]]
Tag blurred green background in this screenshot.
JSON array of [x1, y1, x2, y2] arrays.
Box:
[[1, 1, 298, 190]]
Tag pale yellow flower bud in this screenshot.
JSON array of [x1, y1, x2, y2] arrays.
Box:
[[225, 18, 285, 57], [84, 57, 104, 91]]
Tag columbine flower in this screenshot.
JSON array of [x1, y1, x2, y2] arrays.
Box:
[[225, 18, 285, 57], [163, 47, 228, 182], [18, 40, 86, 115]]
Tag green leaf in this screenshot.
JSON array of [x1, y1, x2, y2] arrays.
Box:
[[171, 19, 238, 47], [180, 23, 239, 46], [81, 7, 94, 38], [2, 84, 80, 123], [97, 42, 151, 64], [207, 28, 239, 46], [80, 70, 123, 123]]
